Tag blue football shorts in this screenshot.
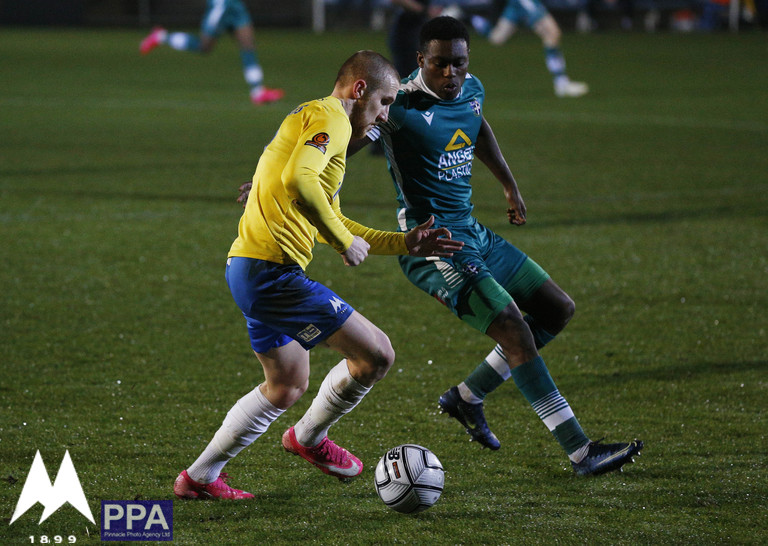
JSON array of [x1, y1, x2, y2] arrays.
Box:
[[201, 0, 253, 37], [226, 257, 354, 353], [398, 219, 549, 333], [501, 0, 549, 27]]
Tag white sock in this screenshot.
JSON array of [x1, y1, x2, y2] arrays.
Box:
[[569, 442, 591, 463], [485, 344, 512, 380], [457, 382, 481, 404], [187, 385, 284, 484], [167, 32, 193, 51], [293, 360, 370, 447]]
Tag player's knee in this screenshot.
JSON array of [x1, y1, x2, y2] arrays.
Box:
[[361, 331, 395, 383], [265, 379, 308, 409], [538, 17, 561, 46], [559, 293, 575, 326], [550, 25, 562, 45], [544, 291, 574, 334], [537, 293, 574, 336], [528, 282, 575, 334], [372, 331, 396, 372], [489, 307, 538, 364]]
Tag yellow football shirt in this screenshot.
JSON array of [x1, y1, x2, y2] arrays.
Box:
[[229, 96, 407, 270]]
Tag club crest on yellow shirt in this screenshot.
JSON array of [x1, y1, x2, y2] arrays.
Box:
[[305, 132, 330, 154]]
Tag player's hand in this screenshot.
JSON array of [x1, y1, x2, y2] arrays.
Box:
[[405, 215, 464, 257], [237, 181, 252, 208], [342, 236, 370, 266], [505, 188, 527, 225]]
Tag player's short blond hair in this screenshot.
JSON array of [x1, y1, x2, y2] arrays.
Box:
[[335, 50, 399, 93]]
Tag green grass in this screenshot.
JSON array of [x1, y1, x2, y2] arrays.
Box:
[[1, 27, 767, 545]]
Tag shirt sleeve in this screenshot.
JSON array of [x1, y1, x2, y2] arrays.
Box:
[[339, 205, 408, 255], [282, 108, 355, 254], [313, 196, 409, 255]]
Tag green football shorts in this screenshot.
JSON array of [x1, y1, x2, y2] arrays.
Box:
[[397, 221, 549, 333]]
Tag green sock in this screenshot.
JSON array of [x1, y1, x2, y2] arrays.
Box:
[[463, 345, 510, 400], [510, 356, 589, 455]]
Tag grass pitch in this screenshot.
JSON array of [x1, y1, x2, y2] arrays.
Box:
[[1, 27, 767, 545]]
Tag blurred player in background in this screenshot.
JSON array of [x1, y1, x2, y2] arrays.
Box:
[[349, 16, 642, 476], [174, 50, 463, 500], [470, 0, 589, 97], [139, 0, 284, 105], [388, 0, 443, 77]]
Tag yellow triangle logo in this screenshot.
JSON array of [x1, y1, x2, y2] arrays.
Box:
[[445, 129, 472, 151]]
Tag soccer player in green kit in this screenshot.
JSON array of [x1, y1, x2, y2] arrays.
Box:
[[350, 16, 643, 476]]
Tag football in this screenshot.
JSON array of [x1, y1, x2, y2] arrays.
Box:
[[373, 444, 445, 514]]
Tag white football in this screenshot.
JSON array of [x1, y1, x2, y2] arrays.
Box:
[[374, 444, 444, 514]]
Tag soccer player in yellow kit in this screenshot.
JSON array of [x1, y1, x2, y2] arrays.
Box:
[[174, 50, 463, 500]]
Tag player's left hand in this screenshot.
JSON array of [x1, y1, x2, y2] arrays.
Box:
[[405, 216, 464, 257], [505, 188, 527, 225], [507, 207, 526, 225], [237, 181, 252, 208]]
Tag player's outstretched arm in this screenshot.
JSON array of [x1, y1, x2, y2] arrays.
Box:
[[405, 216, 464, 257], [475, 117, 527, 226]]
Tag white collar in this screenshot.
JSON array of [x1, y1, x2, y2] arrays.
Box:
[[403, 69, 463, 101]]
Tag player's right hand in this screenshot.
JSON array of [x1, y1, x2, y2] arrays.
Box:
[[405, 215, 464, 257], [341, 236, 370, 267], [237, 181, 252, 208]]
